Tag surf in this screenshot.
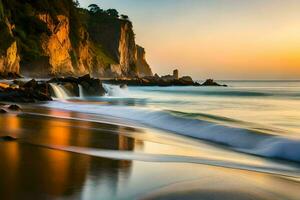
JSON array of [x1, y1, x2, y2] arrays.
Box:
[[44, 100, 300, 163]]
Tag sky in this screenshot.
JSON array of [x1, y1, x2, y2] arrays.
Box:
[[79, 0, 300, 80]]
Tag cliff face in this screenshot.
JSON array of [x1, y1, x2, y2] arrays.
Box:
[[103, 21, 149, 77], [0, 19, 20, 75], [0, 0, 153, 78], [0, 41, 20, 74], [38, 14, 74, 76], [135, 45, 153, 77], [118, 22, 137, 76]]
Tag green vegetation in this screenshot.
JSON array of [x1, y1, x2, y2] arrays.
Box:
[[93, 44, 117, 66], [0, 21, 14, 54], [0, 0, 82, 63], [0, 0, 136, 73], [0, 0, 4, 20]]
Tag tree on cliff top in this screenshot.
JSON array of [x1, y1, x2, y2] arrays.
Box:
[[106, 9, 119, 18], [120, 14, 129, 20], [88, 4, 102, 14]]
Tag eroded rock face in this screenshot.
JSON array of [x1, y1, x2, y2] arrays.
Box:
[[118, 22, 137, 76], [201, 79, 227, 87], [0, 41, 20, 74], [0, 3, 153, 79], [0, 79, 52, 102], [38, 14, 74, 76], [0, 20, 20, 76], [135, 45, 153, 77], [49, 74, 106, 96]]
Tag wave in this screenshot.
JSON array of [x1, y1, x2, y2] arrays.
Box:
[[45, 101, 300, 163], [35, 144, 300, 178], [137, 87, 300, 98], [103, 84, 129, 97]]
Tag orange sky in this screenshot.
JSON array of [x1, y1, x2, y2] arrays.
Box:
[[81, 0, 300, 79]]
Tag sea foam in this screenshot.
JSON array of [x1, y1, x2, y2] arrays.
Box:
[[45, 101, 300, 163]]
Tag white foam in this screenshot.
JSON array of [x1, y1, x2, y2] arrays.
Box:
[[78, 84, 84, 98], [45, 101, 300, 163], [103, 84, 129, 97], [49, 83, 70, 100]]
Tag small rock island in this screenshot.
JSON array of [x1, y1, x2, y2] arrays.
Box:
[[104, 69, 200, 86]]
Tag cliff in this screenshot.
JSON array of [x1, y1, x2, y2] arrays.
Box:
[[0, 18, 20, 76], [0, 0, 152, 78]]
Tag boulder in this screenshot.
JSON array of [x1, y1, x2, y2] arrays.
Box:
[[0, 79, 52, 102], [103, 74, 200, 87], [178, 76, 194, 85], [201, 79, 227, 87], [0, 109, 7, 114], [8, 104, 22, 111], [0, 136, 17, 141], [78, 74, 106, 96], [61, 82, 79, 96], [23, 79, 38, 89]]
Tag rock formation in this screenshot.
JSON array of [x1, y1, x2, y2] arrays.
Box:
[[104, 69, 200, 86], [0, 0, 153, 79], [135, 45, 153, 77], [201, 79, 227, 87], [0, 18, 20, 77]]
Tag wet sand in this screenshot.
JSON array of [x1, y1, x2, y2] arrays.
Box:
[[0, 105, 299, 200]]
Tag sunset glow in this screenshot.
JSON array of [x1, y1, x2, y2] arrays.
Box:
[[81, 0, 300, 79]]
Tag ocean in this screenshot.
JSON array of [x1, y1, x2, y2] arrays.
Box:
[[1, 80, 300, 199], [47, 80, 300, 163]]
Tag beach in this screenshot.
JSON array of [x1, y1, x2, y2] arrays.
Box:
[[1, 82, 300, 200]]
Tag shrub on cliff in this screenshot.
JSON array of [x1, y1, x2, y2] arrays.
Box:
[[0, 21, 14, 54]]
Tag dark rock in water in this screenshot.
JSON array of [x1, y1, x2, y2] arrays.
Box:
[[201, 79, 227, 87], [49, 74, 106, 96], [120, 84, 127, 89], [104, 69, 199, 87], [0, 136, 17, 141], [61, 82, 79, 97], [176, 76, 195, 85], [23, 79, 38, 89], [0, 79, 52, 103], [77, 75, 106, 96], [104, 75, 200, 87], [0, 109, 7, 114], [13, 80, 26, 87], [8, 104, 22, 111]]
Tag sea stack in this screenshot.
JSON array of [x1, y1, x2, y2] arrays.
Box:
[[173, 69, 179, 79]]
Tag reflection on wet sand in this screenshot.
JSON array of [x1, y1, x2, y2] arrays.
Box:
[[0, 110, 136, 199], [0, 108, 300, 200]]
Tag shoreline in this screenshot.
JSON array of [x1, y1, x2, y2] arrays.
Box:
[[0, 104, 299, 199]]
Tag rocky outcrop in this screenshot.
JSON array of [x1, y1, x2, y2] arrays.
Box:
[[0, 41, 20, 74], [88, 19, 152, 78], [118, 22, 136, 76], [49, 74, 106, 96], [75, 28, 92, 76], [38, 14, 74, 76], [0, 19, 20, 77], [0, 1, 153, 79], [0, 79, 52, 102], [201, 79, 227, 87], [104, 70, 200, 86], [135, 45, 152, 77], [0, 135, 17, 141]]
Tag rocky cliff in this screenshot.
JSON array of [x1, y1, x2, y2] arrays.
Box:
[[0, 18, 20, 76], [0, 0, 152, 78]]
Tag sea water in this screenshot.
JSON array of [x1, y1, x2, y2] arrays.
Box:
[[46, 80, 300, 163]]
